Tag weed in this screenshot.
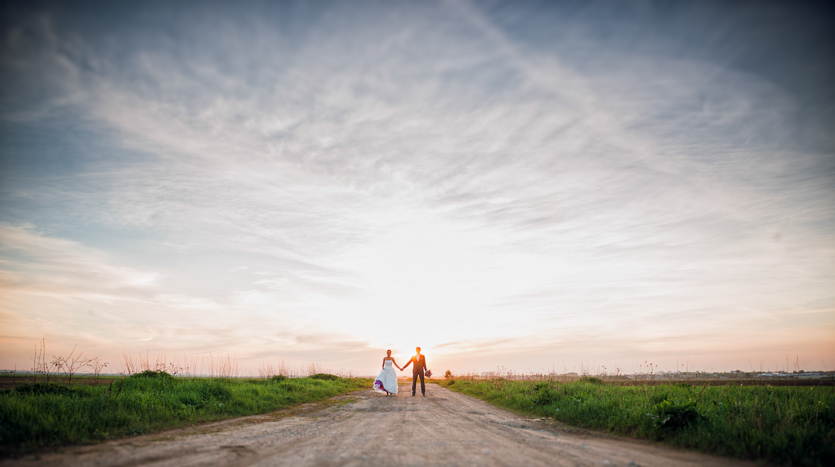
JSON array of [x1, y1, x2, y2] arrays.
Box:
[[86, 358, 108, 385], [50, 344, 87, 385]]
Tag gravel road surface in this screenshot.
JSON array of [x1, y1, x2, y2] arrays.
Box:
[[4, 383, 752, 466]]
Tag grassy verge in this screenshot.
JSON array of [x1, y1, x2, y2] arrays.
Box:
[[439, 378, 834, 466], [0, 372, 370, 457]]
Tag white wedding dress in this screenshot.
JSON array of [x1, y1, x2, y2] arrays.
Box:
[[374, 359, 398, 395]]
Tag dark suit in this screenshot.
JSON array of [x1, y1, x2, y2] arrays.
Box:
[[402, 354, 427, 395]]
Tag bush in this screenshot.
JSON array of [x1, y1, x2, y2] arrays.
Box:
[[647, 399, 700, 431], [130, 370, 175, 380], [270, 375, 288, 382], [178, 394, 202, 407], [198, 382, 232, 402], [531, 383, 558, 406], [309, 374, 340, 381], [13, 383, 75, 397], [578, 376, 604, 385]]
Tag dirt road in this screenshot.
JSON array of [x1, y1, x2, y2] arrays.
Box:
[[4, 383, 752, 466]]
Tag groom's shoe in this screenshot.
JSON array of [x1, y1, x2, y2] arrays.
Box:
[[422, 393, 426, 397], [411, 393, 415, 397]]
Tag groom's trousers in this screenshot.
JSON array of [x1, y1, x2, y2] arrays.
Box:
[[412, 371, 425, 395]]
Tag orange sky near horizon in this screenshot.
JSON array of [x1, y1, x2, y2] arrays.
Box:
[[1, 1, 833, 376]]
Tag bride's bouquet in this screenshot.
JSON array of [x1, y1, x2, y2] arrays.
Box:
[[425, 369, 433, 378]]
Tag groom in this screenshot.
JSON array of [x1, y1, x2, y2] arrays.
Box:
[[401, 346, 427, 397]]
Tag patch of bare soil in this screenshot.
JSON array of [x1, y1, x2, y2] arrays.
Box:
[[2, 383, 754, 466]]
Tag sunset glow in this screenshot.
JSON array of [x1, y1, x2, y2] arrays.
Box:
[[1, 1, 833, 377]]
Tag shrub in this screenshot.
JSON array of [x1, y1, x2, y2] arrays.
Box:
[[198, 382, 232, 402], [130, 370, 175, 380], [178, 394, 202, 407], [648, 399, 700, 431], [270, 375, 288, 382], [531, 383, 558, 406], [309, 374, 340, 381], [578, 376, 604, 385], [13, 383, 75, 397]]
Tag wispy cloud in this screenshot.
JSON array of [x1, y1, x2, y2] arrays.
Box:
[[1, 1, 833, 374]]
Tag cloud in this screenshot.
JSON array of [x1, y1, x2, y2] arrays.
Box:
[[0, 224, 161, 296], [0, 1, 833, 373]]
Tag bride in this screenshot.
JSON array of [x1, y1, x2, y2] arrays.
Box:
[[373, 349, 401, 395]]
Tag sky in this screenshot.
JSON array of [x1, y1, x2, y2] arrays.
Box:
[[1, 0, 833, 377]]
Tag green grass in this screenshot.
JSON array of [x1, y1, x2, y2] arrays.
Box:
[[439, 379, 835, 466], [0, 374, 370, 457]]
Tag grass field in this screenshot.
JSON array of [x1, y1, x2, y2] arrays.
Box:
[[439, 377, 835, 466], [0, 372, 370, 457]]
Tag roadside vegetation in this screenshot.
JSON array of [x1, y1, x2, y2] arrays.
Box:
[[439, 378, 834, 466], [0, 371, 370, 457]]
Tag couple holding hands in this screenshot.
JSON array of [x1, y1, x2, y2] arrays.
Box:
[[374, 347, 431, 397]]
